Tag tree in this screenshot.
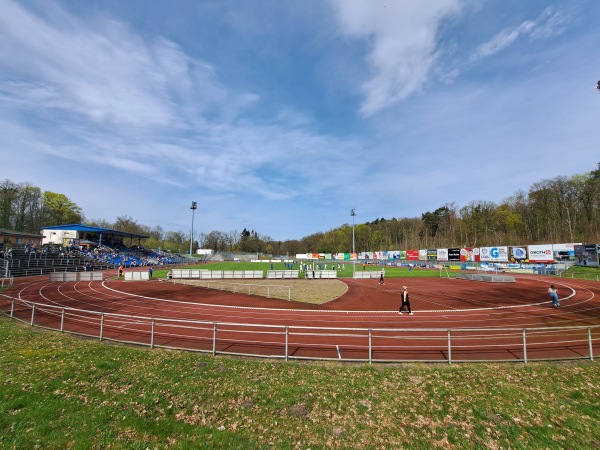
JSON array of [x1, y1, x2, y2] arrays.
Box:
[[41, 191, 84, 227], [0, 179, 19, 229], [14, 184, 42, 232]]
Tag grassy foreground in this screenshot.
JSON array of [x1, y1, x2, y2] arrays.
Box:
[[1, 319, 599, 449]]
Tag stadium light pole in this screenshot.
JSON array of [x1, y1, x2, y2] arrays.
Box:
[[351, 208, 356, 274], [189, 201, 197, 257]]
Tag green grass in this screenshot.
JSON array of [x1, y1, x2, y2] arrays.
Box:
[[1, 318, 599, 449], [560, 265, 600, 281]]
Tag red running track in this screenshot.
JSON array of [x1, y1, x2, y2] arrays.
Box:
[[2, 273, 600, 363]]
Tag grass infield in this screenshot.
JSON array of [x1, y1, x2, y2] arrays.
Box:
[[1, 319, 599, 448]]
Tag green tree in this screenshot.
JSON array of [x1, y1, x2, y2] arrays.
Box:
[[41, 191, 83, 227], [0, 179, 19, 229]]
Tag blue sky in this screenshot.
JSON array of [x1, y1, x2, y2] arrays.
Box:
[[2, 0, 599, 241]]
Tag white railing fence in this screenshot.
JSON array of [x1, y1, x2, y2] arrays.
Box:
[[3, 298, 598, 364]]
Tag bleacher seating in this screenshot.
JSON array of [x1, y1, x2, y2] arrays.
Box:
[[2, 244, 186, 278]]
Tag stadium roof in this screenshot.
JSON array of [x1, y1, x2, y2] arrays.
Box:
[[0, 228, 44, 238], [41, 224, 149, 239]]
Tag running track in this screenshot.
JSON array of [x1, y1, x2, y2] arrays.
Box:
[[2, 273, 600, 362]]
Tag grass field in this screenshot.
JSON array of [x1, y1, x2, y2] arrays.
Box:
[[1, 318, 599, 449]]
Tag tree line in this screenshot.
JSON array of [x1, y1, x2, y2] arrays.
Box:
[[1, 162, 599, 255]]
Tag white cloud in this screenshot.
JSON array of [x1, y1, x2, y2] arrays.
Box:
[[473, 8, 569, 60], [329, 0, 463, 116], [0, 0, 367, 205]]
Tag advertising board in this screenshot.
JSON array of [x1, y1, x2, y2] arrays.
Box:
[[575, 244, 600, 267], [437, 248, 449, 261], [480, 246, 509, 262], [527, 244, 554, 263], [460, 247, 479, 262]]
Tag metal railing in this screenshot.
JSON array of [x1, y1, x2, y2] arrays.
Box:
[[559, 272, 600, 281], [2, 298, 598, 364]]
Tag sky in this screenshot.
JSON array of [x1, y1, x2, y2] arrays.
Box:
[[1, 0, 599, 241]]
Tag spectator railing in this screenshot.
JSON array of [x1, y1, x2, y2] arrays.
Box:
[[2, 297, 598, 364]]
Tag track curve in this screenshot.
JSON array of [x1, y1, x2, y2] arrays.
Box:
[[2, 272, 600, 362]]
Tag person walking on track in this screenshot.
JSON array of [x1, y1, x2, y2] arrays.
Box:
[[548, 284, 560, 307], [399, 286, 413, 315]]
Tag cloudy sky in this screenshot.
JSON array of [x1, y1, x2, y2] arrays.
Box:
[[2, 0, 599, 241]]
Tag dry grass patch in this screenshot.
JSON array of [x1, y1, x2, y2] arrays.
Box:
[[173, 279, 348, 304]]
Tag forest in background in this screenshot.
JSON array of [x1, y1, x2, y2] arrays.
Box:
[[1, 163, 599, 255]]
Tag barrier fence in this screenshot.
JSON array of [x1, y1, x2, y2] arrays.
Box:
[[170, 269, 264, 279], [2, 298, 598, 363]]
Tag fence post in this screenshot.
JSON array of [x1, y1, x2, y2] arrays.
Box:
[[60, 308, 65, 332], [285, 326, 289, 361], [10, 299, 15, 319], [447, 329, 452, 364], [589, 327, 594, 361], [522, 329, 527, 363], [151, 319, 155, 349], [100, 313, 104, 341], [30, 304, 35, 326], [368, 329, 372, 364], [212, 323, 217, 356]]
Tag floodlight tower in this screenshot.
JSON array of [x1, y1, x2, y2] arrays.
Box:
[[189, 201, 197, 256], [351, 208, 356, 274]]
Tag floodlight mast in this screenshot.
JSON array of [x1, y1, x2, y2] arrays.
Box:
[[351, 208, 356, 274], [189, 201, 197, 256]]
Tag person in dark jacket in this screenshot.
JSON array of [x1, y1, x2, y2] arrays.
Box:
[[399, 286, 414, 315]]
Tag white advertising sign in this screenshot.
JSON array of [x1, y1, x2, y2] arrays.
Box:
[[480, 246, 509, 262], [437, 248, 448, 261], [527, 244, 554, 263]]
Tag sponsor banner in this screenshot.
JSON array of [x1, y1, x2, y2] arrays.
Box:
[[387, 251, 401, 260], [373, 251, 385, 260], [575, 244, 600, 267], [437, 248, 449, 261], [427, 249, 437, 260], [399, 250, 407, 260], [460, 247, 479, 262], [448, 248, 461, 261], [295, 253, 311, 259], [480, 246, 509, 262], [527, 244, 554, 263], [510, 246, 527, 261], [553, 243, 581, 261], [419, 249, 428, 260], [406, 250, 420, 260]]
